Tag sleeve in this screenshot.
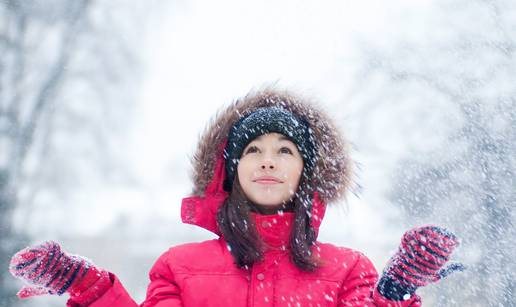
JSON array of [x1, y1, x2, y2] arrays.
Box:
[[69, 250, 183, 307], [338, 252, 421, 307], [69, 273, 139, 307], [140, 249, 183, 307]]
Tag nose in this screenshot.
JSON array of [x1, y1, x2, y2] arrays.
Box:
[[261, 163, 274, 170], [261, 158, 275, 170]]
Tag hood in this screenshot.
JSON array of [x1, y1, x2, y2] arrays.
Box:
[[181, 86, 354, 236]]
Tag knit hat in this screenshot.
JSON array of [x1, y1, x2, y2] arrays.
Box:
[[223, 106, 317, 192]]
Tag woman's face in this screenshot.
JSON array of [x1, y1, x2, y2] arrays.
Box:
[[237, 132, 304, 208]]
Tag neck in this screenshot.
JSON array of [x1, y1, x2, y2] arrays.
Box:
[[248, 199, 295, 215]]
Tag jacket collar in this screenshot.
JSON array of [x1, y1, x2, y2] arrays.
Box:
[[251, 211, 294, 250]]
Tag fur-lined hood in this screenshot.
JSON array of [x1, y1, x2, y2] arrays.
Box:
[[188, 87, 353, 205]]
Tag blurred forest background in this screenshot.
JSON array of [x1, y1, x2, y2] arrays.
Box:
[[1, 0, 514, 306]]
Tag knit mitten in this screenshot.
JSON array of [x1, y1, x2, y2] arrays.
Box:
[[377, 225, 465, 301], [9, 241, 112, 305]]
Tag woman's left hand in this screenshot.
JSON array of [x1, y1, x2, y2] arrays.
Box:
[[376, 225, 466, 301]]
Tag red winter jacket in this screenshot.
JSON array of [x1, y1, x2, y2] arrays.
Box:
[[70, 89, 422, 307], [72, 192, 420, 307]]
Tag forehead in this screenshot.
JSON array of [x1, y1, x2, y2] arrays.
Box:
[[250, 132, 292, 143]]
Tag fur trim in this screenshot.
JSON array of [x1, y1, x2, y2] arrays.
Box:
[[189, 86, 353, 205]]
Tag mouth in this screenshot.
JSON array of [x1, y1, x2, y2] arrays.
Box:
[[253, 176, 283, 184]]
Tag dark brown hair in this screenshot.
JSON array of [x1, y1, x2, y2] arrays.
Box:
[[216, 173, 319, 271]]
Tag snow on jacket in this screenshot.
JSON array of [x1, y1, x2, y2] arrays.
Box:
[[75, 88, 422, 307]]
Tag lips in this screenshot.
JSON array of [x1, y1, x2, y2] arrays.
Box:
[[253, 176, 282, 184]]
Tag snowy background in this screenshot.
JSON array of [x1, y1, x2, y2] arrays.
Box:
[[1, 0, 515, 306]]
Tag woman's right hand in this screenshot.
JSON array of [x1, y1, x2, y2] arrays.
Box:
[[9, 241, 112, 304]]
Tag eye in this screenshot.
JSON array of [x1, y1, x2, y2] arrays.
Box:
[[279, 147, 293, 154], [244, 145, 259, 154]]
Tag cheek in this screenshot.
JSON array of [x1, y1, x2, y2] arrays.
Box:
[[237, 159, 256, 194], [292, 159, 304, 177], [284, 163, 303, 183], [237, 158, 251, 178], [279, 156, 303, 173]]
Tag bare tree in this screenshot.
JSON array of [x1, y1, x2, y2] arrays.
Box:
[[0, 1, 147, 305]]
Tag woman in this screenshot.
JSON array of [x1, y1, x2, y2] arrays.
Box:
[[10, 87, 463, 306]]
